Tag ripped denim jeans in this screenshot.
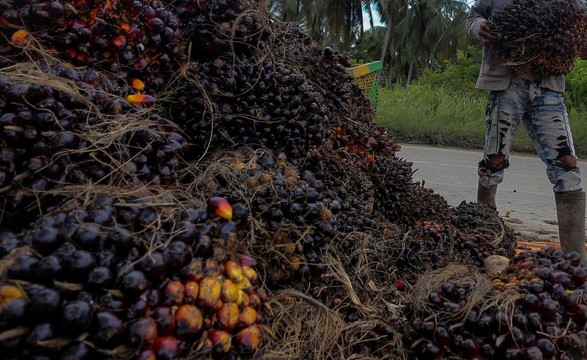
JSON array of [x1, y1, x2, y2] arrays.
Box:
[[479, 79, 582, 193]]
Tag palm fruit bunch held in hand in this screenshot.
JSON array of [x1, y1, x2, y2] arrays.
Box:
[[489, 0, 587, 77]]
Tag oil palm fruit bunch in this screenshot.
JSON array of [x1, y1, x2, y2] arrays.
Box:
[[489, 0, 587, 77], [168, 57, 335, 163], [169, 0, 272, 60], [0, 194, 266, 359], [450, 201, 517, 255], [370, 155, 453, 227], [164, 18, 378, 165], [185, 148, 386, 286], [0, 64, 184, 231], [0, 0, 187, 90], [391, 220, 516, 283], [406, 246, 587, 359], [187, 150, 336, 284]]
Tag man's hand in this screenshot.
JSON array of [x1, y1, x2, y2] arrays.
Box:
[[479, 20, 496, 44]]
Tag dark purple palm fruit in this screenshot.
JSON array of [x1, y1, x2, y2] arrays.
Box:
[[90, 312, 125, 349], [163, 241, 190, 273], [34, 255, 63, 284], [0, 296, 28, 328], [26, 322, 57, 346], [7, 254, 39, 281], [0, 230, 22, 258], [63, 250, 96, 282], [29, 287, 62, 320], [59, 341, 93, 360], [61, 300, 93, 334], [140, 251, 167, 279], [74, 222, 105, 251], [109, 225, 134, 255], [30, 223, 62, 255], [121, 270, 150, 298], [86, 266, 114, 291]]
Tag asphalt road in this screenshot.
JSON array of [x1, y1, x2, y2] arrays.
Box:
[[397, 144, 587, 242]]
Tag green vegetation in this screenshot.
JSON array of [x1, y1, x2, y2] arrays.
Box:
[[375, 51, 587, 158]]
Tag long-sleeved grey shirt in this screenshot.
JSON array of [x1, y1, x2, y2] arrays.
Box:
[[466, 0, 566, 92]]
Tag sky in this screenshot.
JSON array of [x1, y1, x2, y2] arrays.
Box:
[[362, 6, 385, 30]]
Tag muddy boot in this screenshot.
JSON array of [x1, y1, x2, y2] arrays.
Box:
[[477, 183, 497, 210], [555, 191, 587, 265]]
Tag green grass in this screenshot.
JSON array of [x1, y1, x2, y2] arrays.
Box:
[[375, 85, 587, 158]]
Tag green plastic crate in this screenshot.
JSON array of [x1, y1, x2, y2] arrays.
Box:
[[347, 61, 383, 109]]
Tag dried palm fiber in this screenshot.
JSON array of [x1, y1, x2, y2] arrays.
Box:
[[489, 0, 587, 77]]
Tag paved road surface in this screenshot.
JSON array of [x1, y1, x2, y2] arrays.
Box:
[[397, 144, 587, 242]]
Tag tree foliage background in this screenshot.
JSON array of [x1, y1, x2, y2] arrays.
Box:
[[268, 0, 474, 87]]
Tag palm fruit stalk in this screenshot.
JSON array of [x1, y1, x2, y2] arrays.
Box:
[[489, 0, 587, 77]]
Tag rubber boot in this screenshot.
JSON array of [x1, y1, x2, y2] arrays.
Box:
[[555, 191, 587, 265], [477, 183, 498, 210]]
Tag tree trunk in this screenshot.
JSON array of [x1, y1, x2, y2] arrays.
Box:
[[406, 59, 415, 85]]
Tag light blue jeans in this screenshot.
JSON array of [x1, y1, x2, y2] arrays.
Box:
[[479, 79, 582, 193]]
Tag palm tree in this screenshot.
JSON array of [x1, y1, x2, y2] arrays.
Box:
[[268, 0, 473, 86], [268, 0, 374, 50]]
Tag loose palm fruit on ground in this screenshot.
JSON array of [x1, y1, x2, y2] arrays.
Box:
[[208, 197, 233, 220]]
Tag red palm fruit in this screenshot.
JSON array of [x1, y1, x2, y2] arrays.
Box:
[[130, 78, 145, 91], [239, 307, 257, 327], [248, 294, 262, 308], [196, 0, 208, 10], [11, 29, 30, 46], [152, 307, 175, 335], [112, 35, 127, 48], [184, 280, 199, 304], [162, 279, 184, 306], [129, 317, 158, 346], [182, 258, 204, 282], [200, 337, 213, 353], [221, 279, 238, 303], [239, 255, 257, 267], [236, 325, 262, 354], [174, 304, 203, 338], [236, 289, 250, 309], [242, 265, 259, 284], [154, 336, 179, 359], [236, 277, 253, 294], [209, 329, 232, 353], [198, 277, 222, 309], [224, 260, 244, 283], [207, 197, 233, 221], [138, 349, 156, 360], [127, 94, 156, 107], [217, 303, 239, 330], [0, 285, 24, 309]]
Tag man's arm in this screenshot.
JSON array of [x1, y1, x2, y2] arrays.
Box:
[[467, 0, 496, 44]]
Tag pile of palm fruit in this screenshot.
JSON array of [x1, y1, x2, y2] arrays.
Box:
[[489, 0, 587, 77], [0, 0, 583, 359], [406, 247, 587, 359]]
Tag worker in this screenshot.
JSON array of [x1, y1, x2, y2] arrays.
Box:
[[466, 0, 587, 264]]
